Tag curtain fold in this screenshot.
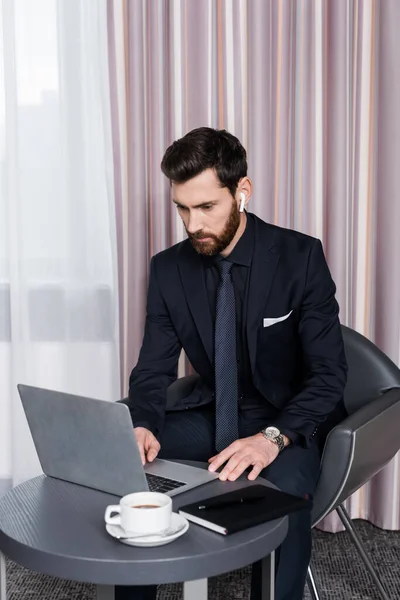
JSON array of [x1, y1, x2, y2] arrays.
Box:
[[108, 0, 400, 531], [0, 0, 120, 487]]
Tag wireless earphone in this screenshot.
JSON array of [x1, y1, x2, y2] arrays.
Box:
[[239, 192, 246, 213]]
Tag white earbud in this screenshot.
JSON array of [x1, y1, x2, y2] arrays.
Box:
[[239, 192, 246, 213]]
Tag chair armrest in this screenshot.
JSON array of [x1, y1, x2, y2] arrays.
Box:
[[166, 374, 201, 410], [117, 397, 129, 406], [116, 374, 201, 414], [312, 387, 400, 526]]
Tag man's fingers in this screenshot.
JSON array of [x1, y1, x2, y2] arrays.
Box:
[[146, 441, 160, 463], [248, 462, 264, 481], [146, 449, 158, 462], [137, 442, 146, 466], [228, 457, 254, 481], [210, 438, 277, 481], [208, 446, 236, 472], [208, 455, 227, 472], [221, 456, 251, 482], [218, 454, 245, 480], [134, 428, 160, 465]]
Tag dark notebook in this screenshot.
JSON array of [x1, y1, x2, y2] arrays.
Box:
[[178, 484, 311, 535]]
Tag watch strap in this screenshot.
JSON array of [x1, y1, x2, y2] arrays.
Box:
[[260, 428, 285, 452]]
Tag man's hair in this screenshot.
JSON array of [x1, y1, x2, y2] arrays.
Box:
[[161, 127, 247, 197]]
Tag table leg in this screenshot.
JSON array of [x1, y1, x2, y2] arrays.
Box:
[[96, 585, 114, 600], [183, 578, 208, 599], [261, 551, 275, 600], [0, 552, 6, 600]]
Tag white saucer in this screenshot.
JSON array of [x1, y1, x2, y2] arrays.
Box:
[[105, 512, 189, 547]]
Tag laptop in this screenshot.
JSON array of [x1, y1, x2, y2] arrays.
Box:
[[17, 384, 219, 497]]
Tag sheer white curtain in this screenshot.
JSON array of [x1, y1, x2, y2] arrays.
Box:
[[0, 0, 120, 491]]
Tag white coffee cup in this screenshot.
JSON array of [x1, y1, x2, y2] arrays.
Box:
[[104, 491, 172, 535]]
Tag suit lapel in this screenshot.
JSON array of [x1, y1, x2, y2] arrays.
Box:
[[177, 217, 280, 373], [178, 242, 214, 365], [246, 218, 280, 374]]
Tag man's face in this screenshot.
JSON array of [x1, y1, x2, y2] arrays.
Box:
[[172, 169, 241, 256]]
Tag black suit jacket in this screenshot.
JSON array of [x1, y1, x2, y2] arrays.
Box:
[[128, 213, 348, 447]]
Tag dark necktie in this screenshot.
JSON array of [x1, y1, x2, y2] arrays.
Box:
[[214, 259, 239, 452]]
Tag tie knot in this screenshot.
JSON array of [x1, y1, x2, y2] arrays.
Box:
[[217, 258, 233, 276]]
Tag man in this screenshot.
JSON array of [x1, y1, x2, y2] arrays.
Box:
[[120, 127, 347, 600]]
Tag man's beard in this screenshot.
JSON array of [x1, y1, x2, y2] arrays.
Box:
[[187, 199, 241, 256]]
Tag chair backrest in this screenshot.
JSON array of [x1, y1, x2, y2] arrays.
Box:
[[341, 325, 400, 414], [311, 326, 400, 526]]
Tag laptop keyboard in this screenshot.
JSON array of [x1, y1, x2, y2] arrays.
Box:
[[145, 472, 187, 494]]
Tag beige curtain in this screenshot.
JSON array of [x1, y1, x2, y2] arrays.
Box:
[[107, 0, 400, 532]]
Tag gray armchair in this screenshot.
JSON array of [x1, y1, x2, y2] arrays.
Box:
[[165, 326, 400, 600], [306, 325, 400, 600]]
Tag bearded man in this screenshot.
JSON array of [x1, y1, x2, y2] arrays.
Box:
[[118, 127, 347, 600]]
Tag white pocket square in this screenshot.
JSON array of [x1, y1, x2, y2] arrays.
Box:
[[263, 310, 293, 328]]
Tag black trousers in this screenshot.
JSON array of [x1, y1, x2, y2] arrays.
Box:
[[116, 405, 321, 600]]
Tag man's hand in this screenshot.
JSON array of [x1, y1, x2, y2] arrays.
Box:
[[134, 427, 160, 465], [208, 433, 281, 481]]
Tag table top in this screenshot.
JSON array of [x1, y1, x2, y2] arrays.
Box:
[[0, 468, 288, 586]]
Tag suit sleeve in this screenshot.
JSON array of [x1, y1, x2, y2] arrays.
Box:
[[272, 239, 348, 447], [127, 257, 182, 437]]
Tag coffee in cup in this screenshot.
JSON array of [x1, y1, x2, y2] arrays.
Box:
[[105, 491, 172, 535]]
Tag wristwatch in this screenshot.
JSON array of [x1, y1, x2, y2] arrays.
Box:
[[260, 426, 285, 453]]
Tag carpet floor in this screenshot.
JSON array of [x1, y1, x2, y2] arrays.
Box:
[[4, 520, 400, 599]]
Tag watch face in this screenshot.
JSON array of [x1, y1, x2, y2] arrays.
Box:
[[265, 426, 280, 438]]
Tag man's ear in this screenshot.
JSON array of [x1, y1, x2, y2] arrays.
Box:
[[237, 177, 252, 211]]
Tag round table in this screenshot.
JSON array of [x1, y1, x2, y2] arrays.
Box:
[[0, 470, 288, 600]]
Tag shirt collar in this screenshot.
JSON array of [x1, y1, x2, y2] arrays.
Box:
[[226, 213, 254, 267]]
